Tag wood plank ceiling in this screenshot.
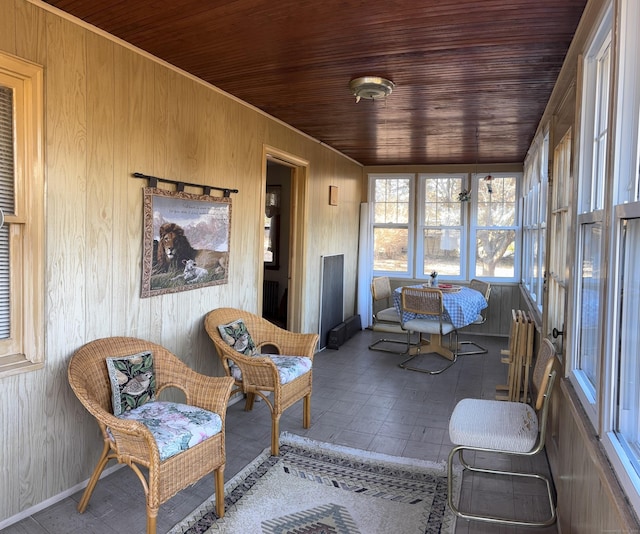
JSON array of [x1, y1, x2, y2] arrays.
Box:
[[43, 0, 587, 166]]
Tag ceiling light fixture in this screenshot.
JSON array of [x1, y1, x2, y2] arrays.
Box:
[[349, 76, 394, 103]]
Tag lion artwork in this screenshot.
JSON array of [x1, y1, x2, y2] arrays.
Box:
[[154, 222, 227, 277]]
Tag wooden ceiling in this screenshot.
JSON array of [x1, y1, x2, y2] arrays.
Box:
[[43, 0, 587, 166]]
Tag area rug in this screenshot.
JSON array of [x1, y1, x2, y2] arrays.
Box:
[[169, 432, 459, 534]]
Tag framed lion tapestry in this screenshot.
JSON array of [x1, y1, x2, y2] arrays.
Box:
[[141, 187, 231, 297]]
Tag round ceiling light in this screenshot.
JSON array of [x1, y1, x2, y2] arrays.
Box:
[[349, 76, 395, 103]]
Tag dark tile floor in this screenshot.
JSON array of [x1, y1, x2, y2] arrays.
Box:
[[2, 329, 558, 534]]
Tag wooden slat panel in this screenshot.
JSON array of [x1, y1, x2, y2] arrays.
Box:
[[0, 0, 16, 53], [42, 10, 88, 500], [41, 0, 587, 166], [85, 31, 115, 338]]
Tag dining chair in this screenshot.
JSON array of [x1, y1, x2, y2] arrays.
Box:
[[398, 286, 459, 374], [204, 307, 318, 455], [368, 276, 414, 353], [457, 279, 491, 355], [447, 337, 557, 527], [68, 337, 235, 534]]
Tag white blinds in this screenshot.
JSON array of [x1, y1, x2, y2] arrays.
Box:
[[0, 85, 14, 339]]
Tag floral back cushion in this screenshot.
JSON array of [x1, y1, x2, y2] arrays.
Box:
[[217, 319, 258, 356], [106, 351, 156, 416]]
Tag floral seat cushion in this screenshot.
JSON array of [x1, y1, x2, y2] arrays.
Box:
[[229, 355, 312, 385], [115, 401, 222, 461]]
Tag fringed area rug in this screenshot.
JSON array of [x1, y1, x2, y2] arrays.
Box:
[[169, 432, 459, 534]]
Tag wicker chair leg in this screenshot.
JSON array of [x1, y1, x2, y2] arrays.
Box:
[[214, 468, 225, 517], [245, 392, 256, 411], [146, 508, 158, 534], [77, 441, 113, 513], [271, 414, 281, 455], [303, 394, 311, 428]]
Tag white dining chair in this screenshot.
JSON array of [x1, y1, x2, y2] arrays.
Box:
[[447, 338, 557, 527]]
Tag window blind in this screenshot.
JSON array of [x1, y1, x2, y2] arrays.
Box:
[[0, 85, 14, 339]]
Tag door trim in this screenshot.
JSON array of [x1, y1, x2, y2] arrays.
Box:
[[263, 145, 309, 332]]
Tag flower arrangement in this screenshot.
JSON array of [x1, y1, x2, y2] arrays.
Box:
[[458, 189, 471, 202], [430, 271, 438, 279]]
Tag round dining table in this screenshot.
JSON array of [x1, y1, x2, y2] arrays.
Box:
[[393, 284, 488, 360]]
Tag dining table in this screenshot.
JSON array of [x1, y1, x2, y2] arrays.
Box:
[[393, 284, 488, 360]]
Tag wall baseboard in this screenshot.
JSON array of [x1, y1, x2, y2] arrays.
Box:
[[0, 463, 124, 530]]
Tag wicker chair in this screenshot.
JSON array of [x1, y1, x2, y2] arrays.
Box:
[[68, 337, 235, 534], [204, 307, 318, 455]]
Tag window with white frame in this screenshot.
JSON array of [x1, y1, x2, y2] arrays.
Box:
[[521, 133, 549, 311], [614, 211, 640, 482], [370, 174, 413, 275], [0, 51, 44, 377], [547, 129, 572, 355], [417, 174, 465, 278], [471, 173, 519, 280], [572, 5, 612, 418], [370, 172, 519, 282], [598, 0, 640, 515]]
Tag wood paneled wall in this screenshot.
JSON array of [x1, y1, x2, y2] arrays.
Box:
[[0, 0, 362, 523], [556, 380, 640, 533]]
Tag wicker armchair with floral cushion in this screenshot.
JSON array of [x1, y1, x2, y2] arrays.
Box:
[[68, 337, 234, 534], [204, 307, 319, 455]]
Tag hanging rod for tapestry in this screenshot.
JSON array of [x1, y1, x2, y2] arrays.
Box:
[[132, 172, 239, 197]]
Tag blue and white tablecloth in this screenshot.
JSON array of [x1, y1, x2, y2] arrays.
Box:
[[394, 285, 488, 329]]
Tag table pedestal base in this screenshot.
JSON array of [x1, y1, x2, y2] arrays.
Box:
[[405, 333, 456, 361]]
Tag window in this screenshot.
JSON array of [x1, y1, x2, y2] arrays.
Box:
[[370, 174, 413, 275], [547, 130, 572, 354], [571, 5, 612, 419], [605, 203, 640, 512], [471, 173, 519, 280], [0, 51, 44, 377], [370, 172, 519, 282], [418, 174, 465, 278], [598, 0, 640, 513], [522, 133, 549, 312], [615, 215, 640, 476]]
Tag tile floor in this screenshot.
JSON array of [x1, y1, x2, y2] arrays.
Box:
[[2, 329, 558, 534]]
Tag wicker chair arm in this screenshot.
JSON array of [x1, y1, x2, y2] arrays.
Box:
[[172, 372, 235, 414], [74, 397, 161, 465], [107, 419, 161, 466], [267, 331, 318, 360], [214, 343, 280, 388]]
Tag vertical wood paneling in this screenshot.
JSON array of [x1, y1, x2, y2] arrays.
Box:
[[557, 380, 639, 533], [15, 0, 45, 62], [0, 0, 16, 53], [123, 50, 155, 341], [0, 378, 19, 517], [85, 31, 115, 339], [17, 369, 47, 507], [109, 44, 133, 337], [0, 0, 362, 523], [42, 11, 88, 501]]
